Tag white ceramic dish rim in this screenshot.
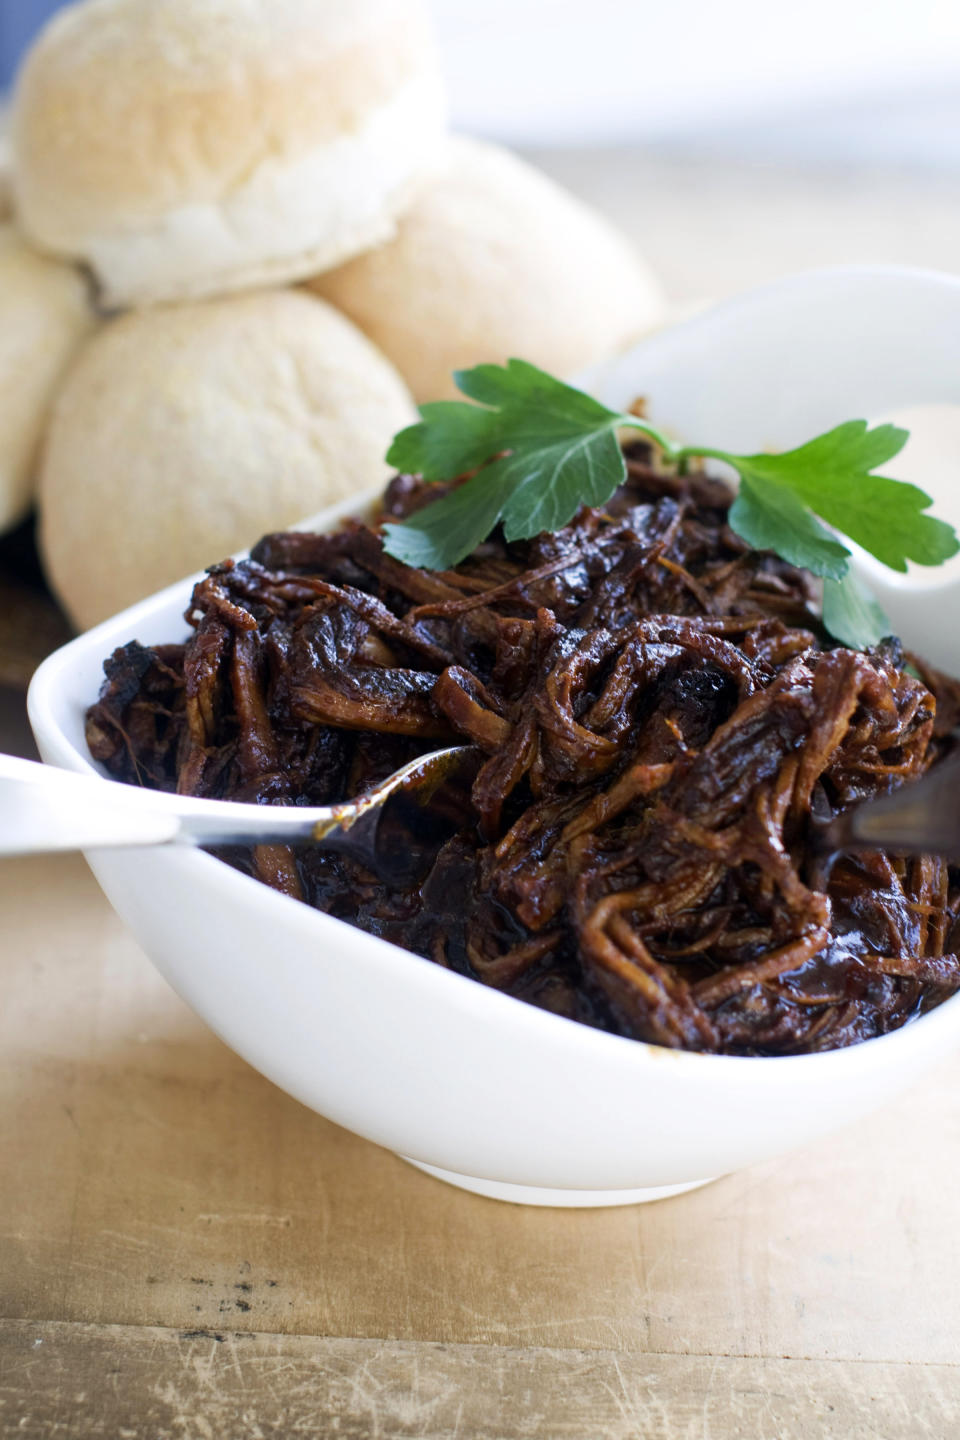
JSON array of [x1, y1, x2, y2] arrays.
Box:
[[27, 482, 960, 1098]]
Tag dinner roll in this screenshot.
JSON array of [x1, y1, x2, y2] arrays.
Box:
[[13, 0, 446, 308], [308, 138, 665, 402], [0, 225, 95, 534], [39, 289, 417, 629]]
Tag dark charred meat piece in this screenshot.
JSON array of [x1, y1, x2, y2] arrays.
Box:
[[85, 455, 960, 1055]]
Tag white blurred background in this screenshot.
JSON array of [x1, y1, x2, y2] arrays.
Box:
[[425, 0, 960, 310], [433, 0, 960, 166]]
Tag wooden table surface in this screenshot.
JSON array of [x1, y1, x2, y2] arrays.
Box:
[[4, 154, 960, 1438]]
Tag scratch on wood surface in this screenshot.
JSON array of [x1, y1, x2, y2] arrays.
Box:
[[193, 1214, 292, 1227], [1, 1319, 959, 1440]]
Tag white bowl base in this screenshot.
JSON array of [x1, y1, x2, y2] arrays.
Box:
[[402, 1159, 718, 1207]]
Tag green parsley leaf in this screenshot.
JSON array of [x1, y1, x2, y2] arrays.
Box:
[[386, 400, 503, 481], [822, 572, 893, 651], [720, 422, 958, 573], [379, 358, 960, 653], [728, 475, 851, 581], [383, 360, 648, 569], [381, 464, 518, 569]]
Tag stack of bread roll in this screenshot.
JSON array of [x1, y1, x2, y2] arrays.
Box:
[[3, 0, 664, 630]]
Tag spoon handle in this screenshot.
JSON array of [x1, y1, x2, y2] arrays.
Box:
[[0, 754, 327, 856], [0, 754, 180, 855]]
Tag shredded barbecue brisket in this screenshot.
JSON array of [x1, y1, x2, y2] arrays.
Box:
[[86, 446, 960, 1054]]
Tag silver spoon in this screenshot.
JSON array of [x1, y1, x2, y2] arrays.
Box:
[[0, 747, 479, 876], [4, 744, 960, 871]]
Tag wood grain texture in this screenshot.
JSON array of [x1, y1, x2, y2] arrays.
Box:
[[2, 1320, 959, 1440], [2, 852, 960, 1372]]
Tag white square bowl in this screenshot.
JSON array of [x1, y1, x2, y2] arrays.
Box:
[[27, 266, 960, 1206]]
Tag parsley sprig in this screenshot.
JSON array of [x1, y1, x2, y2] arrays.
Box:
[[381, 359, 959, 650]]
